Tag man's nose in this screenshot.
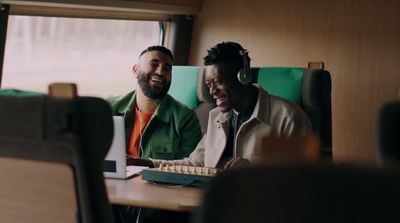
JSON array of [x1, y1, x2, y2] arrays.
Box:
[[155, 65, 163, 75], [209, 84, 217, 95]]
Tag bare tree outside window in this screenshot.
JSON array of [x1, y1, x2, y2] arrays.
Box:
[[2, 16, 160, 98]]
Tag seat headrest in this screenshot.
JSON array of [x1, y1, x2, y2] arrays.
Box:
[[0, 94, 45, 140], [0, 94, 114, 160], [301, 69, 332, 106]]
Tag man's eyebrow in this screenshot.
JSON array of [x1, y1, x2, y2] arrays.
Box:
[[149, 59, 172, 68], [149, 59, 161, 63]]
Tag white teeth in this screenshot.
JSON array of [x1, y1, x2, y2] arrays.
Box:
[[216, 98, 223, 106], [150, 76, 164, 84]]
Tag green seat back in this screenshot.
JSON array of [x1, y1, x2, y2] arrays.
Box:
[[257, 67, 304, 105], [0, 89, 44, 97], [169, 66, 199, 108]]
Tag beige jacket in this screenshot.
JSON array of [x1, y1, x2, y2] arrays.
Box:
[[151, 85, 312, 168]]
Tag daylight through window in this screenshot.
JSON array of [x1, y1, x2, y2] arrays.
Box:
[[2, 16, 160, 98]]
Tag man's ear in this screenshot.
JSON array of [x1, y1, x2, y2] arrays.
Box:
[[132, 64, 139, 77]]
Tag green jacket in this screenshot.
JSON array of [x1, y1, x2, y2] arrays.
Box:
[[107, 91, 202, 160]]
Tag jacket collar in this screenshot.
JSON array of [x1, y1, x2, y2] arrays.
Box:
[[121, 90, 170, 123], [153, 96, 170, 123], [253, 84, 271, 125], [214, 84, 270, 126]]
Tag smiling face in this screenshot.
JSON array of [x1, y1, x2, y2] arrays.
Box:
[[205, 62, 243, 113], [134, 50, 173, 99]]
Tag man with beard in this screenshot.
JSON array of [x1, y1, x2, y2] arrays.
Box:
[[107, 45, 202, 223], [108, 45, 202, 161]]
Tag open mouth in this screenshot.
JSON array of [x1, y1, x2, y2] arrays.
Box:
[[214, 97, 225, 107], [149, 75, 166, 87]]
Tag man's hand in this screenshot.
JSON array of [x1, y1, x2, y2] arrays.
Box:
[[224, 157, 250, 169], [126, 157, 155, 168]]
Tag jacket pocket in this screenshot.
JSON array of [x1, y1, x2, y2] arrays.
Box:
[[150, 140, 179, 160]]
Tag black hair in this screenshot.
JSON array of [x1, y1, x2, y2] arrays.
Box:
[[203, 42, 250, 68], [140, 45, 174, 61]]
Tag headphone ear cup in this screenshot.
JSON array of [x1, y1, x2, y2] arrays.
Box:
[[237, 68, 252, 85]]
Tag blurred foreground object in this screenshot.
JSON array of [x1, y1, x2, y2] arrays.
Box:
[[48, 83, 77, 98], [255, 134, 321, 162]]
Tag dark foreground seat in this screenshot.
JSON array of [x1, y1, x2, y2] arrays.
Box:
[[199, 163, 400, 223], [0, 93, 114, 223]]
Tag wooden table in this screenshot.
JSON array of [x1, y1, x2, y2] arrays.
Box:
[[105, 176, 203, 212]]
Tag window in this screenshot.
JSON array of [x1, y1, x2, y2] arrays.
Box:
[[2, 16, 160, 98]]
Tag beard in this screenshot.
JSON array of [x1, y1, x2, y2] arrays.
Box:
[[137, 71, 171, 100]]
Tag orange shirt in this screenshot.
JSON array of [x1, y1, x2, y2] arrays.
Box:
[[128, 107, 154, 157]]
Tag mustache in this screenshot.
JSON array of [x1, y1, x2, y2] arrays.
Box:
[[148, 73, 167, 83]]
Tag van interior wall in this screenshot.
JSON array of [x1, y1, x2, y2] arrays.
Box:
[[188, 0, 400, 165]]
